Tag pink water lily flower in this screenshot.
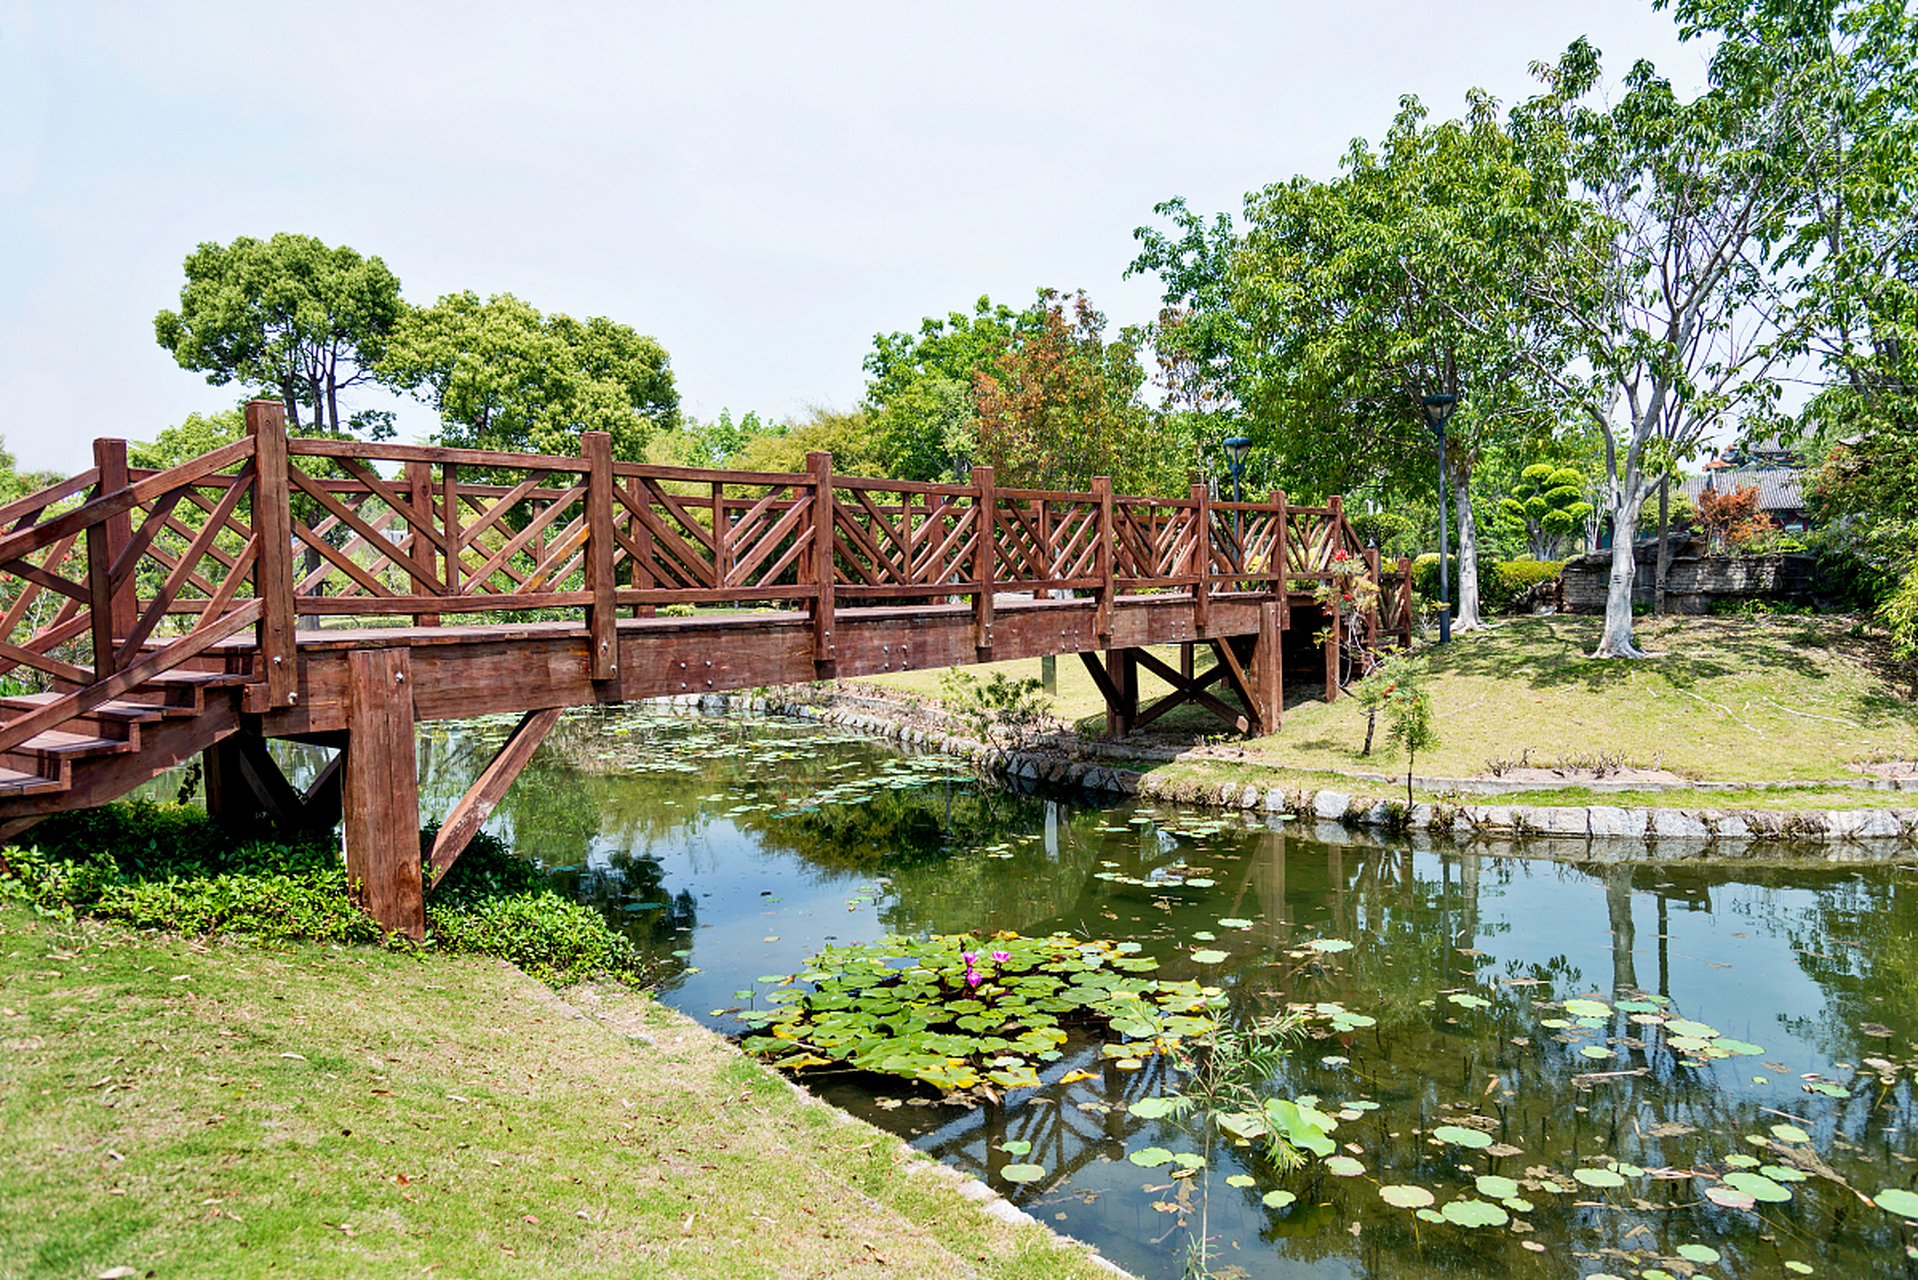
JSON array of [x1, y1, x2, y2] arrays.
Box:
[[991, 950, 1010, 964], [961, 951, 978, 966]]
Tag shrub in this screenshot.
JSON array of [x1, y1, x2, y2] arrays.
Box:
[[1, 803, 652, 988], [1483, 559, 1564, 614], [938, 670, 1055, 749]]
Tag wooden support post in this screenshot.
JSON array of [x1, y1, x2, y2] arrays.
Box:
[[343, 647, 423, 940], [582, 432, 618, 685], [1079, 649, 1137, 737], [427, 706, 563, 889], [407, 460, 440, 627], [808, 452, 836, 674], [1253, 599, 1283, 735], [1191, 481, 1211, 636], [203, 729, 340, 838], [247, 401, 296, 707], [1364, 544, 1381, 650], [85, 438, 130, 683], [442, 462, 460, 601], [1094, 475, 1114, 641], [972, 464, 995, 657], [1272, 490, 1289, 616]]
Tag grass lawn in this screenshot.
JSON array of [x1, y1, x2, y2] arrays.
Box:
[[858, 615, 1918, 797], [0, 907, 1112, 1280], [1254, 614, 1918, 784]]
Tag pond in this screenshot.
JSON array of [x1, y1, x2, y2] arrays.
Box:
[[248, 707, 1918, 1278]]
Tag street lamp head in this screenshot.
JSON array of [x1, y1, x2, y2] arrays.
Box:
[[1223, 435, 1253, 476], [1421, 393, 1458, 436]]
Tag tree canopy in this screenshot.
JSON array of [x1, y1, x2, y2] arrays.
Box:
[[154, 234, 405, 438], [380, 292, 678, 461]]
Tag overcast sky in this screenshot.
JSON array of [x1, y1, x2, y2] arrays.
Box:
[[0, 1, 1708, 475]]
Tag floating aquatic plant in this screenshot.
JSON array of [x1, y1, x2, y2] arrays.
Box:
[[738, 932, 1216, 1095]]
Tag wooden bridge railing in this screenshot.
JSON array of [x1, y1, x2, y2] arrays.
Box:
[[0, 401, 1413, 726]]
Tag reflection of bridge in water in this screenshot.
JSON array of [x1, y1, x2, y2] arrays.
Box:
[[0, 401, 1410, 937]]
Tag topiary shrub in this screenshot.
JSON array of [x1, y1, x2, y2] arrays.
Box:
[[1484, 559, 1565, 614]]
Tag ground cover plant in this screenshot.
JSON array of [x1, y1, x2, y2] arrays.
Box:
[[0, 905, 1113, 1280], [740, 932, 1218, 1096], [0, 801, 650, 986]]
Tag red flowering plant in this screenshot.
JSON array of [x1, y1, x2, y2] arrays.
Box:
[[1311, 544, 1384, 687]]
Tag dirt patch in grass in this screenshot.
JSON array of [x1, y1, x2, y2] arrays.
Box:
[[0, 908, 1118, 1280]]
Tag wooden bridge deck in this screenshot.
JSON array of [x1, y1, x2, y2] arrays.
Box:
[[0, 401, 1410, 936]]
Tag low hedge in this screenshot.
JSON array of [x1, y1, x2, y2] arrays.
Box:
[[0, 801, 651, 987]]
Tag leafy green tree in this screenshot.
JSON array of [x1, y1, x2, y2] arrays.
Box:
[[861, 297, 1024, 481], [154, 234, 405, 438], [1498, 463, 1595, 559], [1496, 36, 1806, 657], [972, 289, 1155, 494], [732, 406, 887, 477], [1235, 92, 1572, 628], [127, 409, 245, 471], [380, 292, 678, 461]]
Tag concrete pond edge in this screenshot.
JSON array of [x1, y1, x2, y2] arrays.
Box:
[[640, 690, 1918, 862]]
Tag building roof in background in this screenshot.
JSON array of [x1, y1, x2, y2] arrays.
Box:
[[1682, 469, 1805, 511]]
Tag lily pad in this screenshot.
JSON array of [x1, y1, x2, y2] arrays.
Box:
[[1308, 938, 1354, 953], [1875, 1187, 1918, 1220], [1676, 1244, 1722, 1265], [1770, 1122, 1812, 1145], [1432, 1125, 1494, 1150], [1440, 1198, 1509, 1228], [1324, 1156, 1366, 1177], [1190, 949, 1228, 965], [1129, 1147, 1175, 1168], [1130, 1097, 1179, 1119], [1226, 1174, 1256, 1188], [1381, 1185, 1436, 1209], [1001, 1163, 1046, 1182], [1723, 1170, 1793, 1203], [1476, 1175, 1519, 1199], [1573, 1167, 1626, 1189], [1705, 1184, 1757, 1210], [1564, 998, 1612, 1018], [1262, 1189, 1297, 1209]]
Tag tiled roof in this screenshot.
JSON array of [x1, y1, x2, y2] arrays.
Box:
[[1681, 469, 1804, 511]]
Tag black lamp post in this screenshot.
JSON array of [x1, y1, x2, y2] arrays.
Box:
[[1223, 435, 1252, 563], [1421, 394, 1458, 644]]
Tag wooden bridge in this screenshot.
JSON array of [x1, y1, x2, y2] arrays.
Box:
[[0, 401, 1410, 936]]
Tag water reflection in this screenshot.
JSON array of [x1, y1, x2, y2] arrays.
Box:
[[146, 706, 1918, 1279]]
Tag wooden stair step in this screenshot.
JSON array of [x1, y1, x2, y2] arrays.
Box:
[[11, 728, 136, 758], [0, 764, 66, 797], [0, 692, 178, 722]]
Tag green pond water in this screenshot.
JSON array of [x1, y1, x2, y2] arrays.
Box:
[[207, 707, 1918, 1278]]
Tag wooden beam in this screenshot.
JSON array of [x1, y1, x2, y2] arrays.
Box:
[[342, 647, 423, 939], [427, 706, 562, 890], [248, 402, 296, 706], [1253, 599, 1283, 735], [1093, 476, 1113, 640], [1191, 482, 1211, 635], [582, 431, 618, 684], [971, 464, 995, 657], [808, 451, 836, 674]]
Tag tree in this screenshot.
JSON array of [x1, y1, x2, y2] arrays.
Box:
[[154, 234, 405, 438], [971, 289, 1155, 493], [1495, 36, 1805, 657], [861, 297, 1023, 482], [731, 406, 887, 477], [1499, 462, 1595, 559], [1236, 92, 1572, 629], [127, 408, 245, 471], [1696, 481, 1769, 552], [380, 292, 677, 461]]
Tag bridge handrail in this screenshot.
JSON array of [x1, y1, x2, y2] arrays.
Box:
[[0, 402, 1414, 716]]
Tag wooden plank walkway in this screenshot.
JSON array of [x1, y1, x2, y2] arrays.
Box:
[[0, 401, 1412, 936]]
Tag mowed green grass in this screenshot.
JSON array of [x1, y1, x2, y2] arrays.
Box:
[[860, 615, 1918, 789], [0, 908, 1111, 1280], [1256, 615, 1918, 783]]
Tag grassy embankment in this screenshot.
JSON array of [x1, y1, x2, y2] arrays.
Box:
[[860, 615, 1918, 810], [0, 905, 1112, 1280]]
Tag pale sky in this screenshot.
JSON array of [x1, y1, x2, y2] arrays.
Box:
[[0, 0, 1706, 476]]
